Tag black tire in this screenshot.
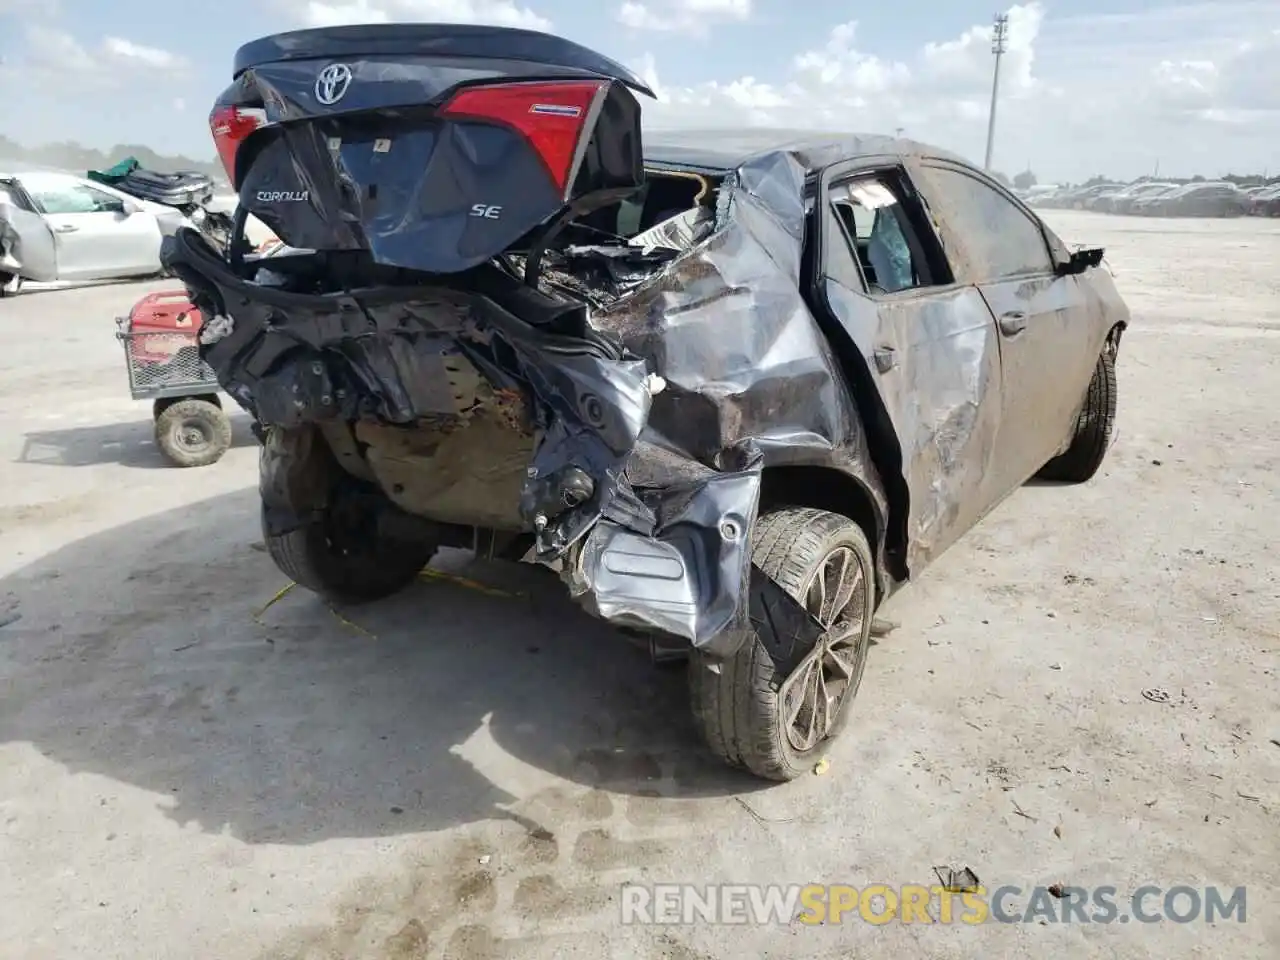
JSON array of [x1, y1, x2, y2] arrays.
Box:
[[154, 398, 232, 467], [689, 507, 876, 781], [261, 498, 437, 606], [0, 272, 20, 297], [1037, 344, 1118, 483]]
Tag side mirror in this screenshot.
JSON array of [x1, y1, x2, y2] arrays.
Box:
[[1056, 245, 1105, 276]]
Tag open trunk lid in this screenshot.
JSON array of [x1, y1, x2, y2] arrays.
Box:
[[211, 24, 652, 275]]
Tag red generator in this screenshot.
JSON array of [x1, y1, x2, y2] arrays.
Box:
[[115, 290, 232, 467]]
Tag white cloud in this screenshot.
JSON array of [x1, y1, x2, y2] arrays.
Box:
[[2, 0, 1277, 180], [792, 21, 910, 94], [102, 37, 186, 70], [17, 26, 185, 76], [617, 0, 750, 34], [631, 52, 665, 100], [635, 2, 1280, 180], [22, 25, 95, 73], [639, 6, 1047, 135], [920, 1, 1043, 96], [298, 0, 551, 31]]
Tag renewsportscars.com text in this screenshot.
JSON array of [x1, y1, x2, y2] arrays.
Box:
[[620, 883, 1247, 925]]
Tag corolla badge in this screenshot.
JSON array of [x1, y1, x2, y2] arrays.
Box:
[[315, 63, 353, 105]]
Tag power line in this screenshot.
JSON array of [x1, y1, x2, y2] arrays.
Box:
[[984, 13, 1009, 171]]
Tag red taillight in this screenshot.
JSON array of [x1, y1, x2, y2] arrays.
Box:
[[439, 81, 605, 196], [209, 105, 267, 187]]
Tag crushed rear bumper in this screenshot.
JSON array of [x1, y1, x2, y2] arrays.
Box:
[[162, 150, 887, 659]]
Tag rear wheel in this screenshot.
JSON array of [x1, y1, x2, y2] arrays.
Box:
[[1037, 343, 1118, 483], [689, 508, 876, 781], [154, 397, 232, 467], [261, 492, 437, 605]]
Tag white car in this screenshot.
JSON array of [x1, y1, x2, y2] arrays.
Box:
[[0, 169, 192, 296]]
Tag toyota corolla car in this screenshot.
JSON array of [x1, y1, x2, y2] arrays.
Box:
[[163, 24, 1131, 781]]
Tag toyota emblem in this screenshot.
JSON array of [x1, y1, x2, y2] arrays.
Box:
[[315, 63, 353, 105]]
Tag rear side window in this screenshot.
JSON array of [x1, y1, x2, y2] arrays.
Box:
[[824, 171, 951, 296], [924, 166, 1055, 281]]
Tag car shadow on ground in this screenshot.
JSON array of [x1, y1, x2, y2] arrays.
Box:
[[16, 414, 258, 468], [0, 488, 763, 846]]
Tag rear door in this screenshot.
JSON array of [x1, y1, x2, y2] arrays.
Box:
[[812, 159, 1005, 573], [18, 175, 162, 280], [914, 160, 1103, 496]]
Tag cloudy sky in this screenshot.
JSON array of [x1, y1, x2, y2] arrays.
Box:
[[0, 0, 1276, 182]]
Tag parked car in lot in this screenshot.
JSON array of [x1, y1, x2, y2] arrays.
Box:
[[0, 169, 188, 296], [1082, 186, 1130, 211], [164, 23, 1132, 780], [1247, 183, 1280, 217], [1060, 183, 1123, 210], [1133, 181, 1249, 217], [1093, 181, 1179, 214]]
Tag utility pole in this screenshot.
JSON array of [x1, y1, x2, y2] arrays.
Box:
[[984, 13, 1009, 171]]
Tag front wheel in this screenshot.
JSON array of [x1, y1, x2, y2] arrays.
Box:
[[1037, 344, 1118, 483], [689, 508, 876, 781]]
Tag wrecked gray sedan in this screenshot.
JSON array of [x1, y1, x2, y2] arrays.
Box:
[[163, 24, 1130, 780]]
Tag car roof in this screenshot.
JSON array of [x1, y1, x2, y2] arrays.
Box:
[[640, 127, 971, 173]]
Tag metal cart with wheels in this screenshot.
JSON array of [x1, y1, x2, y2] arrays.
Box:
[[115, 291, 232, 467]]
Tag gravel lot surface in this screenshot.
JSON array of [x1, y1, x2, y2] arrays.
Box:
[[0, 211, 1276, 959]]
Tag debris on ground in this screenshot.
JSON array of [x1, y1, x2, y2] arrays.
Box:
[[1048, 883, 1066, 898], [870, 617, 899, 638], [735, 796, 797, 825], [813, 757, 831, 776], [933, 866, 980, 893]]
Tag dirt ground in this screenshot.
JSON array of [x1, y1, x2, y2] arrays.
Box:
[[0, 211, 1276, 959]]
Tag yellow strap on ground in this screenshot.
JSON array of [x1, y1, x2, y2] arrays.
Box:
[[418, 568, 524, 599], [252, 579, 376, 639], [253, 581, 296, 623], [327, 605, 377, 639]]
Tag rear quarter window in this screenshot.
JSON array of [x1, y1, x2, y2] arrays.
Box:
[[923, 165, 1055, 282]]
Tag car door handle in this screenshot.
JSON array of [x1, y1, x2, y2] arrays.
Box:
[[53, 224, 78, 233], [998, 311, 1027, 336], [873, 345, 897, 373]]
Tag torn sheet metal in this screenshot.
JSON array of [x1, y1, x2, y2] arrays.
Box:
[[163, 145, 889, 658]]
